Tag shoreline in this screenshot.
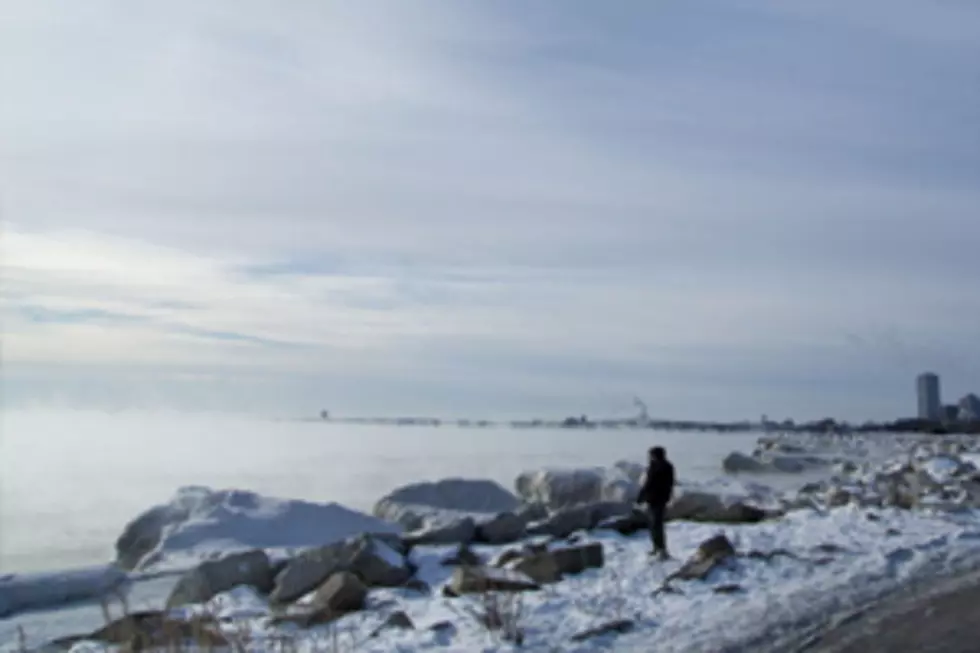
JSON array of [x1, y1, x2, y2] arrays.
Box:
[[5, 430, 980, 651], [790, 563, 980, 652]]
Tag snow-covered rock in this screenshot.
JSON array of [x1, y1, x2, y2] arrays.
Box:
[[667, 490, 767, 523], [515, 464, 642, 510], [917, 455, 976, 485], [723, 451, 828, 475], [271, 534, 411, 604], [166, 549, 273, 608], [373, 478, 520, 530], [116, 486, 401, 572], [723, 452, 770, 473], [0, 565, 127, 618], [528, 501, 631, 538], [403, 517, 477, 546]]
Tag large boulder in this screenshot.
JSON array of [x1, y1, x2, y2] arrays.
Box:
[[476, 513, 526, 545], [508, 553, 562, 584], [116, 487, 400, 572], [271, 535, 409, 604], [667, 491, 766, 524], [446, 566, 540, 595], [274, 572, 368, 628], [516, 468, 601, 509], [313, 571, 368, 615], [403, 517, 477, 546], [166, 549, 273, 608], [374, 479, 520, 530], [527, 501, 630, 538], [550, 543, 604, 575], [672, 534, 736, 581]]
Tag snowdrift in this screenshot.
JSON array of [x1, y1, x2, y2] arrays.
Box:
[[115, 486, 401, 572], [0, 565, 127, 619]]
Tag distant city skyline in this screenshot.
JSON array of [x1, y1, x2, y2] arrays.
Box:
[[3, 2, 980, 420]]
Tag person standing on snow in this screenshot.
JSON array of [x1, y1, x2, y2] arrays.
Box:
[[636, 446, 676, 560]]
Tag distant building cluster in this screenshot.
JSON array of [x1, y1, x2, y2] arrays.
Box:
[[916, 372, 980, 423]]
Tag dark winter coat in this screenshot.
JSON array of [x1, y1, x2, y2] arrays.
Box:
[[637, 459, 675, 507]]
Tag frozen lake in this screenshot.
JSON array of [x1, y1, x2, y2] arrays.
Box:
[[1, 410, 774, 574]]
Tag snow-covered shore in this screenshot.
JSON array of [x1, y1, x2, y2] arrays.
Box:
[[4, 431, 980, 652]]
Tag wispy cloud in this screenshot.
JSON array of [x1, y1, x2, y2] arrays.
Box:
[[2, 0, 979, 419]]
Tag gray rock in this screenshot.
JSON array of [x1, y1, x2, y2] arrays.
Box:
[[166, 549, 273, 608], [514, 503, 549, 525], [52, 611, 228, 650], [825, 487, 852, 508], [476, 512, 526, 544], [550, 543, 604, 575], [527, 505, 593, 538], [371, 611, 414, 637], [527, 501, 630, 538], [271, 535, 409, 604], [570, 619, 634, 642], [507, 552, 563, 584], [447, 566, 540, 595], [440, 543, 484, 567], [667, 492, 766, 524], [115, 506, 173, 571], [403, 517, 477, 546], [349, 536, 412, 588], [672, 534, 736, 581], [597, 509, 649, 536], [492, 548, 527, 568], [723, 452, 770, 473], [313, 571, 367, 614]]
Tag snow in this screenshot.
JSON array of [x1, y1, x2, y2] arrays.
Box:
[[7, 504, 980, 652], [8, 433, 980, 652], [118, 486, 402, 572], [0, 566, 127, 619], [920, 455, 971, 484]]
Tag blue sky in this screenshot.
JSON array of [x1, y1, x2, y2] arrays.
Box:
[[2, 1, 979, 420]]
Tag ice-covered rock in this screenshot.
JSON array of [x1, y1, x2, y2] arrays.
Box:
[[116, 486, 401, 572], [515, 463, 642, 510], [373, 478, 520, 530], [918, 455, 976, 485], [0, 565, 128, 618]]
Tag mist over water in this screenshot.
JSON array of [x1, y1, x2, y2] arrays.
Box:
[[1, 410, 770, 573]]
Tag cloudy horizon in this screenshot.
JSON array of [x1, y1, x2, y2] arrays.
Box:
[[3, 1, 979, 421]]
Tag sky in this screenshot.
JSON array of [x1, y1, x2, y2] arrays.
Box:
[[2, 1, 979, 421]]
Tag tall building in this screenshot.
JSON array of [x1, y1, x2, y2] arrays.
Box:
[[917, 372, 942, 421], [959, 394, 980, 422]]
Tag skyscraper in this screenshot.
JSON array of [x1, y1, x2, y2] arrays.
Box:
[[917, 372, 942, 421]]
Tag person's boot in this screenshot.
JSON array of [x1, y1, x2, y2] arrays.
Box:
[[657, 549, 672, 561]]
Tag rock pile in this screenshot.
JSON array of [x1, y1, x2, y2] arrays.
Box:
[[783, 439, 980, 514]]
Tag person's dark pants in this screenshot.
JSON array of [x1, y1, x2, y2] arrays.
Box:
[[648, 503, 667, 553]]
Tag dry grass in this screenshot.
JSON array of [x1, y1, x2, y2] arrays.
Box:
[[448, 586, 526, 647]]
